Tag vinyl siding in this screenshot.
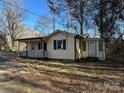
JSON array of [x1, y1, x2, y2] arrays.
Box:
[[81, 39, 106, 60], [82, 40, 89, 58], [96, 40, 106, 60], [47, 33, 75, 60]]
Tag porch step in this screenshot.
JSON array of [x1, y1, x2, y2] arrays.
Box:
[[85, 57, 99, 61]]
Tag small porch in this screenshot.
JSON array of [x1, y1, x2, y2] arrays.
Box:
[[17, 37, 47, 58]]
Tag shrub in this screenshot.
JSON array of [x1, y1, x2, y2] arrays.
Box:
[[107, 40, 124, 62]]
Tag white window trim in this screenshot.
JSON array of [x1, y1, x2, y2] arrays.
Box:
[[54, 39, 66, 50]]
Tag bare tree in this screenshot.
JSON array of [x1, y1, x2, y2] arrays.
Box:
[[48, 0, 61, 32], [88, 0, 124, 41], [0, 0, 25, 51], [48, 0, 87, 35], [86, 0, 124, 61], [34, 16, 52, 36], [0, 31, 8, 50]]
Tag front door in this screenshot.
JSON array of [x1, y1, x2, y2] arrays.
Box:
[[88, 40, 96, 57]]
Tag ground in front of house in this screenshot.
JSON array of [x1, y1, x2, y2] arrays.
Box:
[[0, 51, 124, 93]]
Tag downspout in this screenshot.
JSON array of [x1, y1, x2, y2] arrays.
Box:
[[74, 36, 76, 61], [18, 41, 20, 57], [80, 38, 82, 59], [95, 39, 97, 57], [37, 40, 38, 58], [88, 39, 89, 57], [42, 40, 44, 59], [26, 42, 28, 57], [66, 32, 68, 60], [104, 40, 106, 60]]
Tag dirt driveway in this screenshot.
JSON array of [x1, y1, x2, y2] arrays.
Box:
[[0, 51, 124, 93]]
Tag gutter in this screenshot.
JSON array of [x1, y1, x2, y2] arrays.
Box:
[[74, 36, 76, 61]]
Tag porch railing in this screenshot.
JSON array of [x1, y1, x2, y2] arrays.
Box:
[[19, 50, 46, 58], [19, 51, 27, 57]]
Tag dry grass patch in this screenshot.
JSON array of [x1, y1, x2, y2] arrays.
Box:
[[0, 56, 123, 93]]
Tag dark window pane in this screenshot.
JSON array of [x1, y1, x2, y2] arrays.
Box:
[[53, 40, 56, 50], [57, 40, 62, 49], [44, 43, 47, 50], [31, 44, 35, 50], [63, 39, 66, 50], [38, 43, 40, 49], [99, 40, 103, 51], [83, 41, 86, 51], [38, 43, 42, 50]]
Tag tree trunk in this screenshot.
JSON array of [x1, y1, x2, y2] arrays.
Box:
[[80, 22, 83, 35]]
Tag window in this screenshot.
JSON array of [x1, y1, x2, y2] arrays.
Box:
[[53, 39, 66, 50], [38, 43, 43, 50], [31, 44, 35, 50], [83, 41, 86, 51], [63, 39, 66, 50], [57, 40, 63, 49], [54, 40, 56, 50], [99, 40, 103, 51]]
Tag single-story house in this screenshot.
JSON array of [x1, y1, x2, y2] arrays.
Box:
[[16, 30, 106, 60]]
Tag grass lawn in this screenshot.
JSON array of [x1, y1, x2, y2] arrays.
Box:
[[0, 53, 123, 93]]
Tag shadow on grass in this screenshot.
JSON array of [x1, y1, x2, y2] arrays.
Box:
[[0, 52, 123, 93], [0, 87, 27, 93], [0, 52, 17, 63], [18, 58, 124, 73], [40, 70, 112, 83], [40, 70, 124, 93]]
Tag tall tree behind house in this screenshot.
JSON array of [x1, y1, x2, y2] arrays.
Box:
[[35, 16, 52, 36], [88, 0, 124, 41], [48, 0, 60, 32], [48, 0, 87, 35], [0, 0, 25, 51]]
